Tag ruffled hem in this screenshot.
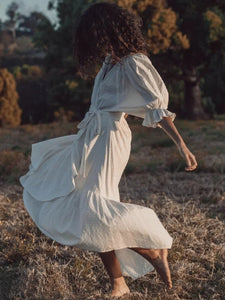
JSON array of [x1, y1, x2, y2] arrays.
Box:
[[23, 188, 173, 279], [20, 134, 80, 201], [20, 115, 173, 280], [142, 108, 176, 128]]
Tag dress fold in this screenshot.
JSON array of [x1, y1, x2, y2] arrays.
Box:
[[20, 135, 79, 201]]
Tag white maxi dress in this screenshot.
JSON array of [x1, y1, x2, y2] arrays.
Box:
[[20, 53, 176, 279]]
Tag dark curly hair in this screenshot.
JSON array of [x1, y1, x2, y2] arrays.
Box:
[[73, 2, 148, 79]]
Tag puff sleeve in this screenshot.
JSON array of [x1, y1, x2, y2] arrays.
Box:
[[121, 53, 176, 128]]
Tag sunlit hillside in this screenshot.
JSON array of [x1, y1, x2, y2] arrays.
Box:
[[0, 117, 224, 299]]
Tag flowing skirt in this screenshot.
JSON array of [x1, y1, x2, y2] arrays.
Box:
[[20, 111, 172, 279]]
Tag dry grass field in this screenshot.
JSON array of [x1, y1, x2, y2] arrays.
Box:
[[0, 116, 225, 300]]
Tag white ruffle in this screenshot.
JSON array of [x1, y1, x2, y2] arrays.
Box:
[[23, 187, 172, 279], [142, 108, 176, 128], [20, 135, 79, 201]]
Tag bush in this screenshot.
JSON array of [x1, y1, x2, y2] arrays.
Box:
[[12, 65, 48, 124], [0, 150, 28, 182], [13, 64, 43, 80], [0, 68, 22, 126]]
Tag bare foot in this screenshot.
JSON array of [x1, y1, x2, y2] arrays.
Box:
[[149, 249, 172, 289], [111, 276, 130, 298]]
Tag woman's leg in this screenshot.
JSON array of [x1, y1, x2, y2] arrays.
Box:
[[129, 247, 172, 289], [99, 250, 130, 297]]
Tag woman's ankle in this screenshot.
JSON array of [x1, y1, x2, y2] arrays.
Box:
[[111, 276, 130, 296], [112, 276, 126, 287]]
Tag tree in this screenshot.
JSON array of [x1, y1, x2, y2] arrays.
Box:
[[117, 0, 225, 119], [117, 0, 189, 54], [34, 0, 225, 120], [35, 0, 186, 120], [5, 2, 20, 41], [18, 12, 49, 36], [0, 68, 21, 126], [166, 0, 225, 119], [33, 0, 96, 120], [13, 65, 48, 124]]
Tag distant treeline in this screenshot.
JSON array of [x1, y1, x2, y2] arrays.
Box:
[[1, 0, 225, 125]]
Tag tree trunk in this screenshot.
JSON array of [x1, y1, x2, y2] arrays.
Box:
[[183, 66, 208, 120]]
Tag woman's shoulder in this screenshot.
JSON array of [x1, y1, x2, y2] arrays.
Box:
[[105, 52, 150, 67], [120, 52, 151, 65]]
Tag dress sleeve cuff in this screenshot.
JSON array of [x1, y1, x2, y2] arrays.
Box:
[[142, 108, 176, 128]]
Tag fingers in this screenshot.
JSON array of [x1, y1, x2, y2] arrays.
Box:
[[185, 152, 197, 172], [177, 144, 197, 171]]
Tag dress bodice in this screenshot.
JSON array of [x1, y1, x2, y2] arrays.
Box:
[[88, 53, 176, 128]]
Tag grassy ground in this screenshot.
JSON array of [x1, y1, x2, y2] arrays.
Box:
[[0, 116, 224, 299]]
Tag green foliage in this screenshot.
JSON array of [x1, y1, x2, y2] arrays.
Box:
[[168, 1, 225, 65], [117, 0, 190, 54], [13, 64, 44, 80], [31, 0, 225, 122], [0, 68, 21, 126], [34, 0, 96, 67], [166, 77, 184, 115], [18, 12, 49, 35], [163, 0, 225, 117], [32, 0, 97, 120], [6, 1, 20, 22], [202, 45, 225, 114], [11, 65, 48, 124]]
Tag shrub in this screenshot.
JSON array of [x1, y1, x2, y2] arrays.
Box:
[[0, 150, 28, 183], [13, 64, 43, 81], [0, 68, 22, 126], [12, 65, 48, 124], [54, 107, 74, 122]]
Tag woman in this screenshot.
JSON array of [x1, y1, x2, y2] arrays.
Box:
[[20, 2, 197, 298]]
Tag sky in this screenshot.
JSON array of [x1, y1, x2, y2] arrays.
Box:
[[0, 0, 58, 24]]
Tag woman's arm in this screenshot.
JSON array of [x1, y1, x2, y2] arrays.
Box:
[[158, 116, 197, 172]]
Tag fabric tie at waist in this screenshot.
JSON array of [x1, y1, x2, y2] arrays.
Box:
[[77, 110, 102, 136], [76, 110, 124, 178], [77, 110, 102, 178]]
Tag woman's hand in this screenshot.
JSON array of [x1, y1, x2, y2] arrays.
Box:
[[177, 142, 197, 171], [158, 116, 197, 172]]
